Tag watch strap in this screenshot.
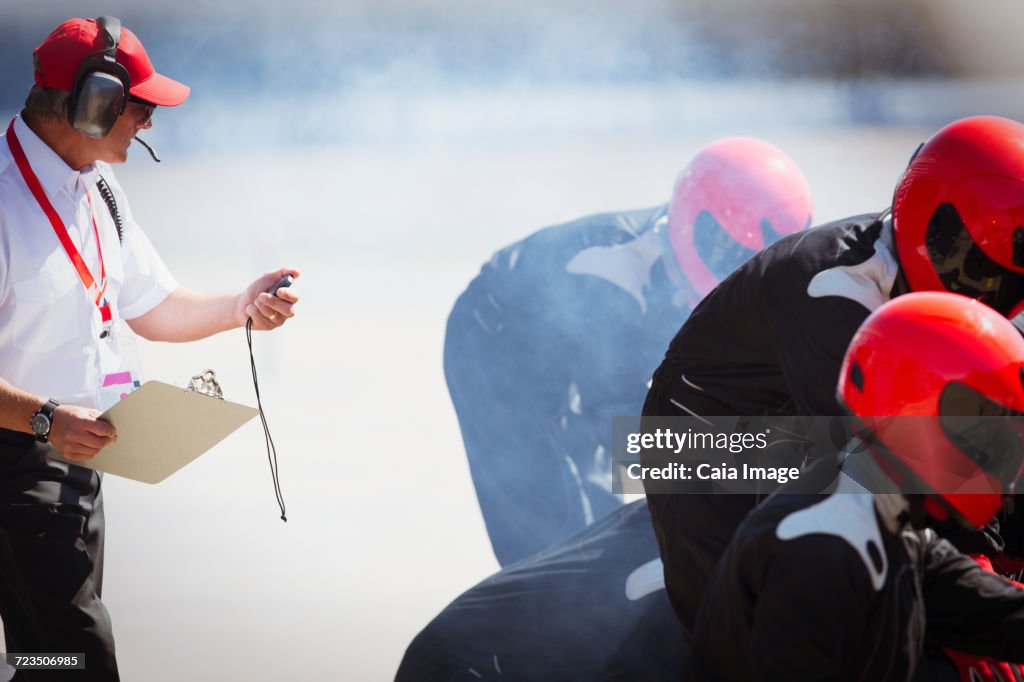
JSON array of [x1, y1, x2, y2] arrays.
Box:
[[31, 398, 60, 442]]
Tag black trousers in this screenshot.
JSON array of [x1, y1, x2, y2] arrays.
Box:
[[0, 429, 117, 681]]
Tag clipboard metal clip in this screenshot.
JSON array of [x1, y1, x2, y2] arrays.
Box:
[[187, 369, 224, 400]]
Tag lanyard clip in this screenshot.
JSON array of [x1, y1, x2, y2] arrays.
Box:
[[98, 301, 113, 339]]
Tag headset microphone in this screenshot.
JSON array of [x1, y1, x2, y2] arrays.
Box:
[[134, 135, 161, 162]]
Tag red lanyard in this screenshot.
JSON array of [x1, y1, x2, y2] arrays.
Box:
[[5, 118, 111, 325]]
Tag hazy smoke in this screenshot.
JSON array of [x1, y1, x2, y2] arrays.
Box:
[[3, 2, 1022, 157]]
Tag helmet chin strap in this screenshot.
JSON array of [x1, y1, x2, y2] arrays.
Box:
[[134, 135, 160, 162]]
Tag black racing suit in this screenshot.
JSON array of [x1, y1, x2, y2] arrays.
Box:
[[643, 212, 897, 636], [643, 212, 1014, 640], [688, 483, 1024, 681], [445, 206, 693, 566], [395, 499, 685, 682]]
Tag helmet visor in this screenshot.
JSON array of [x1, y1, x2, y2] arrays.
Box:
[[939, 380, 1024, 493], [926, 202, 1024, 315], [692, 210, 758, 282]]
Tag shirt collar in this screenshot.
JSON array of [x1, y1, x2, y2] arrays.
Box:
[[11, 115, 97, 200]]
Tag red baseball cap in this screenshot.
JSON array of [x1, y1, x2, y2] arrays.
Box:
[[33, 18, 190, 107]]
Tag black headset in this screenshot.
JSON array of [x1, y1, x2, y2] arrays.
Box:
[[67, 16, 130, 139]]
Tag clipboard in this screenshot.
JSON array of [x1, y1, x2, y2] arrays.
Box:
[[52, 381, 259, 484]]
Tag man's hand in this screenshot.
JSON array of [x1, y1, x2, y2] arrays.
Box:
[[129, 269, 301, 342], [235, 268, 300, 331], [48, 405, 117, 461]]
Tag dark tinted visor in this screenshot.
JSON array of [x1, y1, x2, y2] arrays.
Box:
[[939, 380, 1024, 492], [926, 202, 1024, 315], [693, 210, 758, 281]]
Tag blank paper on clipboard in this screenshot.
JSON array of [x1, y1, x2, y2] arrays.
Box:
[[53, 381, 259, 484]]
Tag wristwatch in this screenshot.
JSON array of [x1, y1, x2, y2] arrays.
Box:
[[30, 398, 60, 443]]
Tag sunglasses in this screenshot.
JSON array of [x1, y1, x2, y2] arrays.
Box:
[[126, 95, 156, 125]]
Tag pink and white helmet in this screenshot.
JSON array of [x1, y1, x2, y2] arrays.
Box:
[[668, 137, 813, 297]]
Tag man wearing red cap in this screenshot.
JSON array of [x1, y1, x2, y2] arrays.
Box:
[[0, 17, 299, 679]]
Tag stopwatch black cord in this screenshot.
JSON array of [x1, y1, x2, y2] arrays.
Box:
[[247, 317, 287, 521]]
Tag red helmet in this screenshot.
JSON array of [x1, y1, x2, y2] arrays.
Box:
[[668, 137, 813, 298], [838, 291, 1024, 529], [893, 116, 1024, 316]]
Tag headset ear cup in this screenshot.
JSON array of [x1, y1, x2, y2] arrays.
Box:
[[68, 60, 130, 139], [66, 16, 129, 139]]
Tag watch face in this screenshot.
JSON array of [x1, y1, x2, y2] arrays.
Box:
[[31, 413, 50, 436]]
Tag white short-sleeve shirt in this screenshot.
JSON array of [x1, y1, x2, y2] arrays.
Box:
[[0, 116, 178, 408]]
